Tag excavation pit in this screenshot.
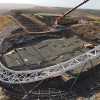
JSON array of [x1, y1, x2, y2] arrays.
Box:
[[1, 33, 90, 71]]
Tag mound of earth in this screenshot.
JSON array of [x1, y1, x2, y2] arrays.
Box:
[[71, 23, 100, 43], [0, 16, 14, 31]]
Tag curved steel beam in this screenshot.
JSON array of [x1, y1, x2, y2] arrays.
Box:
[[0, 45, 100, 84]]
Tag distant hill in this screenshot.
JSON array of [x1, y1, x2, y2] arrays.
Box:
[[9, 6, 100, 17], [83, 9, 100, 17], [0, 3, 35, 10], [0, 3, 36, 15], [0, 3, 100, 17]]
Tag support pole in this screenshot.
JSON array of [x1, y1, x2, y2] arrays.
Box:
[[54, 0, 90, 25]]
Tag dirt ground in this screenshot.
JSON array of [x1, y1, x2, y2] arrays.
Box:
[[0, 16, 14, 31]]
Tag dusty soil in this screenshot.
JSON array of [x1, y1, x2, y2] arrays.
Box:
[[0, 16, 14, 31], [71, 23, 100, 44], [0, 87, 9, 100]]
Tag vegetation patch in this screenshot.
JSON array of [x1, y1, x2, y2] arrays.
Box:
[[93, 19, 100, 24]]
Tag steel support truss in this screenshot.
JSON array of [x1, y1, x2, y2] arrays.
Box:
[[0, 45, 100, 84]]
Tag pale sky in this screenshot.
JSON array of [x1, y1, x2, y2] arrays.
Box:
[[0, 0, 99, 10]]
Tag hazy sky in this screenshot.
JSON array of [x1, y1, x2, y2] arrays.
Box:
[[0, 0, 99, 10]]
